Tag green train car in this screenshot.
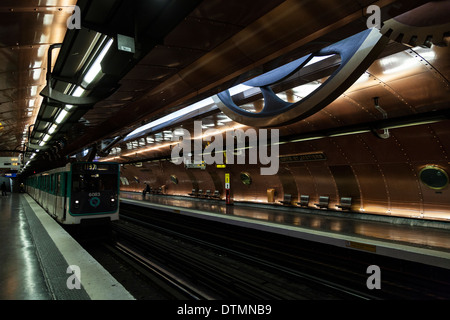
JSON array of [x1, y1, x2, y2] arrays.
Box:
[[25, 162, 120, 224]]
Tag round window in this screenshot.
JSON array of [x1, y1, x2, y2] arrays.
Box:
[[240, 172, 252, 185], [419, 166, 449, 190], [170, 175, 178, 184]]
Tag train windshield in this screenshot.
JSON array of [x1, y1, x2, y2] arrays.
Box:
[[72, 173, 118, 193], [71, 163, 119, 193]]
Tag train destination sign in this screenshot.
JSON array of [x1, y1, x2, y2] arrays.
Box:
[[279, 152, 327, 163]]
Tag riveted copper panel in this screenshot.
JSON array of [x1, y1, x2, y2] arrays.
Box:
[[0, 0, 76, 160]]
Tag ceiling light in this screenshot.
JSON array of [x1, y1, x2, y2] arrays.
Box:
[[30, 86, 38, 96], [48, 124, 58, 134], [125, 96, 215, 140], [82, 38, 114, 86], [33, 69, 42, 81], [72, 87, 85, 97], [55, 110, 69, 124], [43, 134, 51, 142]]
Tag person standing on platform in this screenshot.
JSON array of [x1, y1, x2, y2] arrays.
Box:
[[142, 183, 151, 198], [1, 182, 7, 196]]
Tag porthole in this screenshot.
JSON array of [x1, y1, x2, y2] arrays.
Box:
[[240, 172, 252, 185], [170, 175, 178, 184], [419, 166, 449, 190]]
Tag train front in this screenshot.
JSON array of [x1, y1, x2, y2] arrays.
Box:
[[68, 162, 120, 224]]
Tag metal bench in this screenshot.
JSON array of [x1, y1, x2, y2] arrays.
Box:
[[336, 197, 352, 210], [314, 196, 329, 209], [297, 195, 310, 207], [278, 194, 292, 205], [211, 190, 221, 199]]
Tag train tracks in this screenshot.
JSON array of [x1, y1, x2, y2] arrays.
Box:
[[108, 208, 376, 300], [81, 202, 450, 300], [108, 241, 212, 300]]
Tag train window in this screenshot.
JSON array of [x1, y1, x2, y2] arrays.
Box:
[[72, 173, 118, 193], [240, 172, 252, 185], [420, 166, 449, 190], [56, 174, 61, 195]]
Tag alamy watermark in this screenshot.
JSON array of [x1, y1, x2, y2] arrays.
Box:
[[366, 5, 381, 30], [66, 6, 81, 30], [66, 265, 81, 290], [170, 121, 279, 175], [366, 265, 381, 290]]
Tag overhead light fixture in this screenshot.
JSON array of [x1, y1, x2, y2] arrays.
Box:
[[72, 86, 85, 97], [124, 83, 254, 141], [30, 86, 38, 96], [48, 124, 58, 134], [82, 38, 114, 87], [124, 96, 216, 141], [55, 110, 68, 124]]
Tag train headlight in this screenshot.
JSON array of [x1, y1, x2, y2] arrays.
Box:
[[74, 200, 80, 209], [110, 197, 116, 207]]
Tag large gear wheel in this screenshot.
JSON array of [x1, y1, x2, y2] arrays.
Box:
[[216, 28, 389, 127], [381, 0, 450, 47]]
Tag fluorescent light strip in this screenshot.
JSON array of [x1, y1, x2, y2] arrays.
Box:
[[55, 110, 69, 124], [125, 97, 215, 139], [72, 86, 85, 97], [125, 84, 253, 140], [83, 38, 114, 85]]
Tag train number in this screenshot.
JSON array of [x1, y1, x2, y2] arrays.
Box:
[[88, 192, 101, 197]]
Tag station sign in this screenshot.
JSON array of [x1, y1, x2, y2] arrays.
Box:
[[0, 157, 21, 170]]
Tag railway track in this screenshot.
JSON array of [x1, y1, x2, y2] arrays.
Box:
[[115, 202, 450, 300], [110, 207, 377, 300], [107, 241, 212, 300]]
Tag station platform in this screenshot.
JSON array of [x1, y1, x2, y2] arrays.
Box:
[[0, 193, 134, 300], [120, 192, 450, 270]]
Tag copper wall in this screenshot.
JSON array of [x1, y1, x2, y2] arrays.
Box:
[[120, 119, 450, 222]]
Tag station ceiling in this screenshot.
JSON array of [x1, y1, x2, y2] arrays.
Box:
[[0, 0, 448, 175]]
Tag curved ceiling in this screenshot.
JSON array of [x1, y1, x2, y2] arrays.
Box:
[[0, 0, 446, 176]]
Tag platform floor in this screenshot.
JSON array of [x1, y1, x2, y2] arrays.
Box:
[[121, 192, 450, 270], [0, 193, 134, 300]]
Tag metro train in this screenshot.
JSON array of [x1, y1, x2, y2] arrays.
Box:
[[25, 162, 120, 225]]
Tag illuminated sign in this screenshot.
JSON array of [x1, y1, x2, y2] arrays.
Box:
[[84, 163, 98, 171], [0, 157, 22, 169], [279, 152, 327, 163], [185, 160, 206, 170]]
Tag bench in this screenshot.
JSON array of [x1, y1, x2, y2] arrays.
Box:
[[314, 196, 329, 209], [297, 195, 310, 207], [197, 189, 204, 197], [188, 189, 198, 196], [205, 190, 211, 198], [278, 194, 292, 205], [336, 197, 352, 210], [210, 190, 221, 199]]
